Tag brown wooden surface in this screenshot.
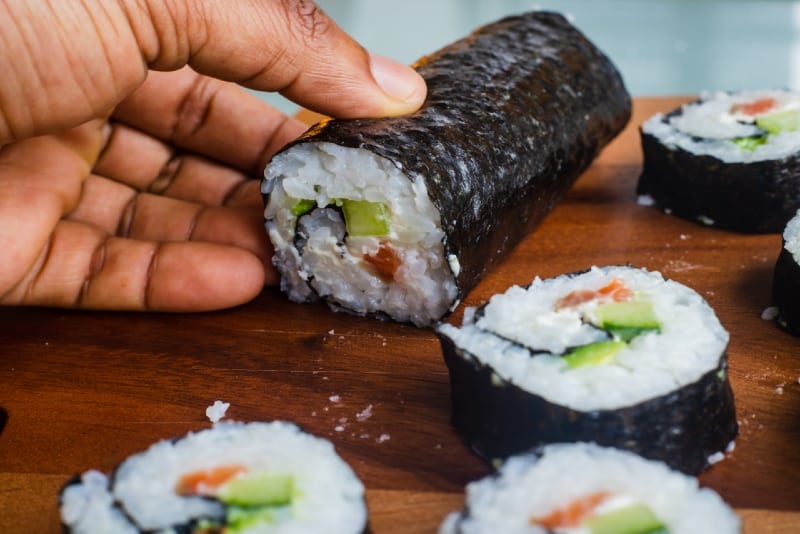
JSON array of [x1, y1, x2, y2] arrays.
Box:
[[2, 97, 800, 532]]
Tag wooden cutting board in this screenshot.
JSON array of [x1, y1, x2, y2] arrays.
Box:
[[1, 97, 799, 532]]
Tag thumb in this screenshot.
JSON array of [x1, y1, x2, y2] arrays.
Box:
[[125, 0, 427, 118]]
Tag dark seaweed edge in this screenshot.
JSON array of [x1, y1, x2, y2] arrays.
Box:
[[773, 242, 800, 335], [438, 330, 737, 475]]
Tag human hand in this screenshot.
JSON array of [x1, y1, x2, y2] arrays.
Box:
[[0, 0, 426, 312]]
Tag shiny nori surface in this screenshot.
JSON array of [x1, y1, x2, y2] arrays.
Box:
[[638, 117, 800, 234], [437, 330, 738, 476], [266, 11, 630, 307], [773, 244, 800, 335]]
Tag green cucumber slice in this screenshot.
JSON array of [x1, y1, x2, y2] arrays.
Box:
[[584, 502, 667, 534], [225, 505, 291, 532], [562, 340, 625, 368], [290, 198, 317, 217], [219, 472, 294, 507], [594, 300, 660, 342], [732, 135, 767, 151], [340, 199, 391, 236], [755, 108, 800, 134]]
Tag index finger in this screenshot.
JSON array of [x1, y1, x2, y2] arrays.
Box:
[[122, 0, 427, 119]]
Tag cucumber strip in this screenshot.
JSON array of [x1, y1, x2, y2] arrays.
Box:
[[732, 135, 767, 151], [584, 502, 667, 534], [226, 504, 289, 532], [594, 300, 661, 341], [290, 198, 317, 217], [219, 472, 294, 507], [340, 199, 391, 236], [562, 340, 625, 368], [755, 108, 800, 134]]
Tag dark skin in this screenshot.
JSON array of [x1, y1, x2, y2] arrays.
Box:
[[0, 0, 426, 311]]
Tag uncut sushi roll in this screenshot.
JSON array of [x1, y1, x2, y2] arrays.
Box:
[[638, 89, 800, 233], [435, 266, 737, 474], [262, 11, 630, 327], [439, 442, 741, 534], [772, 210, 800, 334], [60, 421, 367, 534]]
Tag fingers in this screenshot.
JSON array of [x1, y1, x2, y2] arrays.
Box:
[[3, 0, 425, 146], [1, 220, 266, 311], [94, 122, 264, 208], [122, 0, 427, 118], [0, 120, 106, 293], [1, 1, 145, 143], [119, 194, 272, 267], [112, 68, 307, 175], [0, 121, 277, 312]]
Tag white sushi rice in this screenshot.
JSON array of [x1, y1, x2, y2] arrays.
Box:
[[206, 400, 230, 423], [783, 209, 800, 263], [263, 142, 458, 326], [60, 470, 139, 534], [642, 89, 800, 163], [111, 421, 366, 533], [437, 266, 729, 411], [439, 442, 741, 534]]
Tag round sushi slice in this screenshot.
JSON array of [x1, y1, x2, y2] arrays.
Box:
[[262, 11, 630, 327], [60, 421, 367, 533], [772, 209, 800, 334], [638, 89, 800, 233], [435, 266, 738, 474], [439, 442, 741, 534]]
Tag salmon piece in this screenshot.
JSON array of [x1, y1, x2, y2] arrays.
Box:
[[176, 464, 247, 496], [530, 492, 611, 528], [731, 97, 777, 116], [364, 241, 402, 280], [556, 279, 632, 309]]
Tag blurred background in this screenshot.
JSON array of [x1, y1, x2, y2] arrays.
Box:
[[257, 0, 799, 113]]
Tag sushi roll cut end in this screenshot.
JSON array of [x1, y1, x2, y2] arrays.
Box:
[[60, 421, 367, 534], [439, 443, 741, 534], [436, 266, 738, 474], [638, 89, 800, 233]]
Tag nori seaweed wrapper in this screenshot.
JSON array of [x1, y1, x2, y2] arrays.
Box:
[[773, 242, 800, 335], [436, 268, 739, 475], [264, 11, 630, 315], [637, 103, 800, 234], [439, 333, 738, 475]]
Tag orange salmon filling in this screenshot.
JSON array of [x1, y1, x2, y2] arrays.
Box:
[[730, 97, 777, 116], [530, 492, 611, 528], [555, 278, 633, 310], [363, 241, 402, 280], [176, 464, 247, 496]]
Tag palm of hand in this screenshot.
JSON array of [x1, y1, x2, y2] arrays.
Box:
[[0, 69, 305, 311]]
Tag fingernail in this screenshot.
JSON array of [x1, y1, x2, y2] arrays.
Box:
[[369, 53, 426, 106]]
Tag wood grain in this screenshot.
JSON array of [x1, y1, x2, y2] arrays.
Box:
[[1, 97, 799, 532]]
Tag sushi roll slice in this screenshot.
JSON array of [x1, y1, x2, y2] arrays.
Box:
[[436, 266, 737, 474], [262, 11, 630, 327], [772, 209, 800, 334], [439, 442, 741, 534], [60, 421, 367, 533], [638, 89, 800, 233]]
